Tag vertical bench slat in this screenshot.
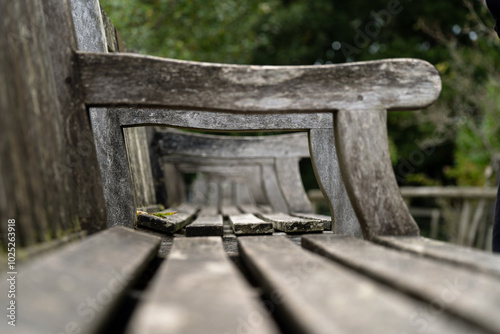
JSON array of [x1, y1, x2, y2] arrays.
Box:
[[238, 236, 482, 334], [126, 237, 279, 334], [302, 234, 500, 333], [309, 128, 361, 237]]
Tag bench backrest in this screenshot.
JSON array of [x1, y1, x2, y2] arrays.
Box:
[[1, 0, 442, 247], [155, 129, 313, 213]]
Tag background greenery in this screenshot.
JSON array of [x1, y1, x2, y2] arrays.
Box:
[[101, 0, 500, 188]]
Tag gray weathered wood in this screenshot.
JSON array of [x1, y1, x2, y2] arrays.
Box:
[[275, 157, 313, 213], [186, 210, 224, 237], [70, 0, 156, 221], [238, 236, 483, 334], [90, 109, 137, 227], [123, 126, 157, 207], [157, 129, 309, 158], [291, 212, 332, 231], [260, 213, 324, 233], [0, 227, 160, 334], [229, 214, 273, 235], [121, 108, 333, 130], [302, 234, 500, 333], [137, 204, 198, 233], [335, 109, 419, 239], [77, 53, 441, 112], [126, 237, 278, 334], [309, 129, 361, 236], [374, 236, 500, 278], [0, 0, 109, 247], [76, 107, 330, 227]]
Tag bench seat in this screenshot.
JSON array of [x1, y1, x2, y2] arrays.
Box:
[[5, 227, 499, 334]]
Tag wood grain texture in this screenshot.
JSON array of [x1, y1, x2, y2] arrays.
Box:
[[126, 237, 278, 334], [374, 236, 500, 277], [77, 52, 441, 112], [137, 204, 197, 233], [119, 108, 333, 130], [0, 227, 160, 334], [302, 234, 500, 333], [238, 236, 482, 334], [335, 109, 419, 239], [260, 213, 323, 233], [0, 0, 108, 247], [186, 215, 224, 237], [70, 0, 157, 213], [229, 213, 273, 235], [157, 129, 309, 158], [89, 109, 137, 228], [309, 128, 361, 236], [291, 212, 332, 230]]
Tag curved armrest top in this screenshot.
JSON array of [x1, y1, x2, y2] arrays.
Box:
[[77, 52, 441, 112]]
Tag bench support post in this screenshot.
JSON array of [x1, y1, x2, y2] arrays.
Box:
[[309, 128, 362, 236], [335, 109, 420, 239]]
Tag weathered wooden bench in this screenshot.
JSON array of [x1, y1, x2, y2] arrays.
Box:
[[3, 0, 500, 333], [154, 129, 313, 214], [142, 129, 332, 235]]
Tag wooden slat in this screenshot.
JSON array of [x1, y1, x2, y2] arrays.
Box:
[[374, 236, 500, 277], [126, 237, 278, 334], [238, 236, 483, 334], [0, 227, 160, 334], [157, 129, 309, 158], [137, 204, 197, 233], [291, 212, 332, 231], [229, 214, 273, 235], [260, 213, 324, 233], [220, 205, 241, 216], [77, 53, 441, 112], [186, 215, 224, 237], [302, 235, 500, 333]]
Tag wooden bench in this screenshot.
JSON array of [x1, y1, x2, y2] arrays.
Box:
[[154, 129, 313, 213], [3, 0, 500, 334], [143, 129, 333, 235]]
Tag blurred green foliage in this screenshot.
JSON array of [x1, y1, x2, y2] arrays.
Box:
[[101, 0, 500, 186]]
